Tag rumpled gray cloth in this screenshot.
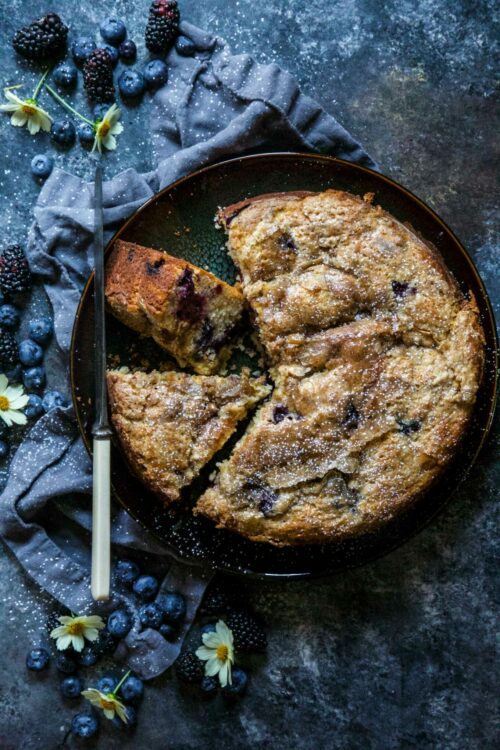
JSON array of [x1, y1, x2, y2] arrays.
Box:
[[0, 21, 376, 679]]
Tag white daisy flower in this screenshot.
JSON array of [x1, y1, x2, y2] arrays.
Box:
[[196, 619, 234, 687], [92, 103, 124, 153], [50, 614, 105, 652], [0, 374, 29, 427], [0, 86, 52, 135], [81, 688, 128, 723]]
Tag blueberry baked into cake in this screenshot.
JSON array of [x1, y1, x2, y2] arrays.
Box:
[[194, 190, 485, 545]]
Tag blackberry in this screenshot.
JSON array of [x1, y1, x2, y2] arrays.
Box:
[[0, 327, 18, 369], [200, 586, 232, 616], [0, 245, 32, 295], [226, 611, 267, 652], [13, 13, 68, 62], [145, 0, 180, 54], [175, 651, 203, 684], [83, 49, 115, 103]]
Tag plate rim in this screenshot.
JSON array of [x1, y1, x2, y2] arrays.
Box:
[[70, 151, 499, 580]]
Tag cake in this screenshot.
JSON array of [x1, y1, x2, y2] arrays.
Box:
[[195, 190, 485, 545], [105, 240, 245, 375], [106, 368, 270, 506]]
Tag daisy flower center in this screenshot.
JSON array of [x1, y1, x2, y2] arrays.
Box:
[[216, 644, 229, 661], [67, 621, 85, 636], [0, 396, 10, 411], [98, 121, 111, 138], [101, 697, 116, 710], [22, 103, 38, 116]]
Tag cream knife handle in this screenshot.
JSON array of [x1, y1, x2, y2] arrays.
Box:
[[91, 436, 111, 601]]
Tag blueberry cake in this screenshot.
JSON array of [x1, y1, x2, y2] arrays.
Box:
[[105, 240, 245, 375], [107, 368, 270, 505], [195, 190, 485, 544]]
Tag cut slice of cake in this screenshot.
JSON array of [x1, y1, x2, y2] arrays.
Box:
[[105, 240, 245, 375], [107, 368, 270, 506]]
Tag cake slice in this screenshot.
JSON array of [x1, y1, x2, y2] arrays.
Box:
[[105, 240, 245, 375], [107, 368, 270, 505]]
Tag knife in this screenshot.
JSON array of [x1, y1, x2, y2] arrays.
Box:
[[91, 158, 111, 601]]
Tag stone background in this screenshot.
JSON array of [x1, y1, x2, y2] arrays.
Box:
[[0, 1, 498, 748]]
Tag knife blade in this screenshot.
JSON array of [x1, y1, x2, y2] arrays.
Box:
[[91, 158, 111, 601]]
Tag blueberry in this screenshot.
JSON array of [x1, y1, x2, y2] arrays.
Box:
[[19, 339, 44, 367], [0, 304, 20, 329], [51, 119, 76, 148], [76, 121, 95, 148], [4, 363, 22, 384], [26, 647, 50, 671], [53, 62, 78, 89], [71, 712, 99, 739], [200, 622, 216, 638], [42, 390, 68, 412], [222, 667, 248, 696], [0, 440, 9, 459], [61, 675, 84, 698], [159, 623, 177, 641], [112, 704, 137, 730], [100, 18, 127, 46], [200, 675, 218, 697], [138, 602, 163, 629], [101, 45, 119, 68], [31, 154, 54, 180], [25, 394, 44, 420], [28, 317, 53, 346], [176, 36, 197, 56], [93, 104, 109, 122], [96, 675, 116, 693], [132, 574, 158, 601], [107, 609, 132, 638], [118, 39, 137, 62], [119, 674, 144, 705], [143, 60, 169, 91], [118, 69, 145, 99], [76, 645, 99, 667], [92, 627, 118, 656], [0, 291, 4, 305], [54, 652, 78, 674], [157, 592, 186, 624], [114, 559, 140, 586], [71, 37, 96, 66], [22, 367, 46, 391]]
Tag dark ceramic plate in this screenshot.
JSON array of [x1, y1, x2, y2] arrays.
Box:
[[70, 153, 498, 579]]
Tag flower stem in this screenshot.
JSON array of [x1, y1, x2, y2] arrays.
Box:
[[112, 670, 131, 697], [33, 68, 51, 100], [44, 84, 95, 127], [4, 84, 24, 92]]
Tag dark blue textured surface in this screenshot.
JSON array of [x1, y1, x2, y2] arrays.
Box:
[[0, 1, 498, 748]]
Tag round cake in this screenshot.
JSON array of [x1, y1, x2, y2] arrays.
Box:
[[194, 189, 485, 545]]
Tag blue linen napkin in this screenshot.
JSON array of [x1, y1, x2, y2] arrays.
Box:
[[0, 21, 376, 679]]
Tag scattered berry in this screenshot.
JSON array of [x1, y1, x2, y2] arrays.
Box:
[[157, 592, 186, 624], [0, 440, 9, 459], [29, 317, 53, 346], [22, 366, 46, 391], [71, 712, 99, 739], [71, 37, 95, 67], [119, 39, 137, 62], [51, 119, 76, 147], [76, 646, 99, 668], [83, 48, 115, 103], [176, 35, 197, 56], [101, 44, 119, 68], [13, 13, 68, 62], [60, 675, 84, 699], [53, 61, 78, 89], [93, 103, 110, 122], [222, 666, 248, 696], [42, 390, 67, 411], [18, 339, 43, 367], [100, 18, 127, 47], [0, 304, 20, 329], [0, 327, 18, 369], [159, 623, 177, 640], [31, 154, 54, 180], [120, 674, 144, 705], [145, 0, 180, 54], [0, 245, 32, 295], [226, 611, 267, 652], [175, 651, 203, 684], [200, 586, 232, 616], [114, 558, 140, 586], [26, 647, 50, 671], [118, 69, 145, 99], [200, 675, 218, 697], [143, 59, 169, 90], [4, 363, 22, 383], [200, 622, 216, 638], [132, 574, 159, 601], [25, 394, 44, 419], [54, 652, 78, 675], [112, 704, 137, 730], [77, 121, 96, 148], [107, 609, 133, 638], [138, 602, 163, 629], [96, 675, 116, 693], [92, 627, 118, 656]]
